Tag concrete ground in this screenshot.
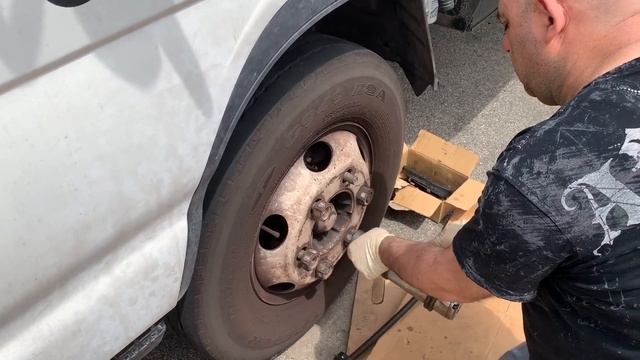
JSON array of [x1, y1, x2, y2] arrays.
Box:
[[348, 276, 527, 360], [147, 19, 557, 360]]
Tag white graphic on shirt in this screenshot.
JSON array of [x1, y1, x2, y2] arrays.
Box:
[[561, 128, 640, 256], [619, 128, 640, 171]]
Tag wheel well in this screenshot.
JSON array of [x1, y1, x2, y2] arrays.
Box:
[[180, 0, 435, 298], [311, 0, 437, 95], [202, 0, 437, 215]]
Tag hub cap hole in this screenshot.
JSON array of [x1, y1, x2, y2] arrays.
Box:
[[331, 192, 353, 216], [268, 282, 295, 293], [304, 141, 332, 172], [259, 215, 288, 250]]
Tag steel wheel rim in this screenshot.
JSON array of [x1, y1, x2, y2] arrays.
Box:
[[251, 124, 374, 305]]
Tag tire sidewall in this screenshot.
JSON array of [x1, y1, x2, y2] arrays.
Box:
[[184, 47, 404, 359]]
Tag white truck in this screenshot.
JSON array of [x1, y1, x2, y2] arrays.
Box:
[[0, 0, 497, 358]]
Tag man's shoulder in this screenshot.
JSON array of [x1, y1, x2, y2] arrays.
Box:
[[492, 107, 596, 193], [494, 82, 640, 213]]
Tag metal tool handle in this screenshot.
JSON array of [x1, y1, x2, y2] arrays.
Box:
[[384, 271, 461, 320]]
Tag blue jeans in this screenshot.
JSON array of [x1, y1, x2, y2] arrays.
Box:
[[499, 342, 529, 360]]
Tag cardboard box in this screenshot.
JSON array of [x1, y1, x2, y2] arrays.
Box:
[[390, 130, 485, 223]]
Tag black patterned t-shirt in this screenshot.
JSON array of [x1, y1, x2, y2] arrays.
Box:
[[453, 58, 640, 359]]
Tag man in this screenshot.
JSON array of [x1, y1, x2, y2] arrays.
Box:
[[347, 0, 640, 358]]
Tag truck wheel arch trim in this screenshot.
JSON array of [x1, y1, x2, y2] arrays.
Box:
[[179, 0, 351, 297]]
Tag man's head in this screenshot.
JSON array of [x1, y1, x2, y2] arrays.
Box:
[[498, 0, 640, 106]]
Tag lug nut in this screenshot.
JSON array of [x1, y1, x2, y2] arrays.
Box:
[[316, 259, 334, 280], [356, 185, 374, 205], [311, 200, 332, 221], [297, 248, 319, 272], [342, 171, 357, 185]]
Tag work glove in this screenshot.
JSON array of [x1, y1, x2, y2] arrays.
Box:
[[347, 227, 393, 280]]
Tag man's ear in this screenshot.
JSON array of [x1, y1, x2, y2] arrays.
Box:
[[536, 0, 568, 43]]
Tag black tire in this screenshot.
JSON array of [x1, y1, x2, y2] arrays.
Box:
[[179, 34, 405, 359]]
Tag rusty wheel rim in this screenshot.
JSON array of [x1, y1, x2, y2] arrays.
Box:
[[252, 129, 373, 304]]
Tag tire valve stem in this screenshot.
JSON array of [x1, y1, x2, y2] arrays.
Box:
[[260, 225, 281, 239]]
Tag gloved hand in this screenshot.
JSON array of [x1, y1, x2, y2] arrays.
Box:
[[347, 227, 393, 279]]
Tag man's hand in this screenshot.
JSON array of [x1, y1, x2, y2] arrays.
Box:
[[347, 227, 392, 279]]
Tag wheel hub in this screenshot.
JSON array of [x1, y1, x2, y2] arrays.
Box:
[[253, 131, 372, 297]]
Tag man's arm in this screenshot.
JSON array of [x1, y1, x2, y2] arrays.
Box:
[[348, 173, 573, 304], [379, 236, 491, 303]]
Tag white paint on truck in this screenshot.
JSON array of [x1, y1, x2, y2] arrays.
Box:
[[0, 0, 285, 358]]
